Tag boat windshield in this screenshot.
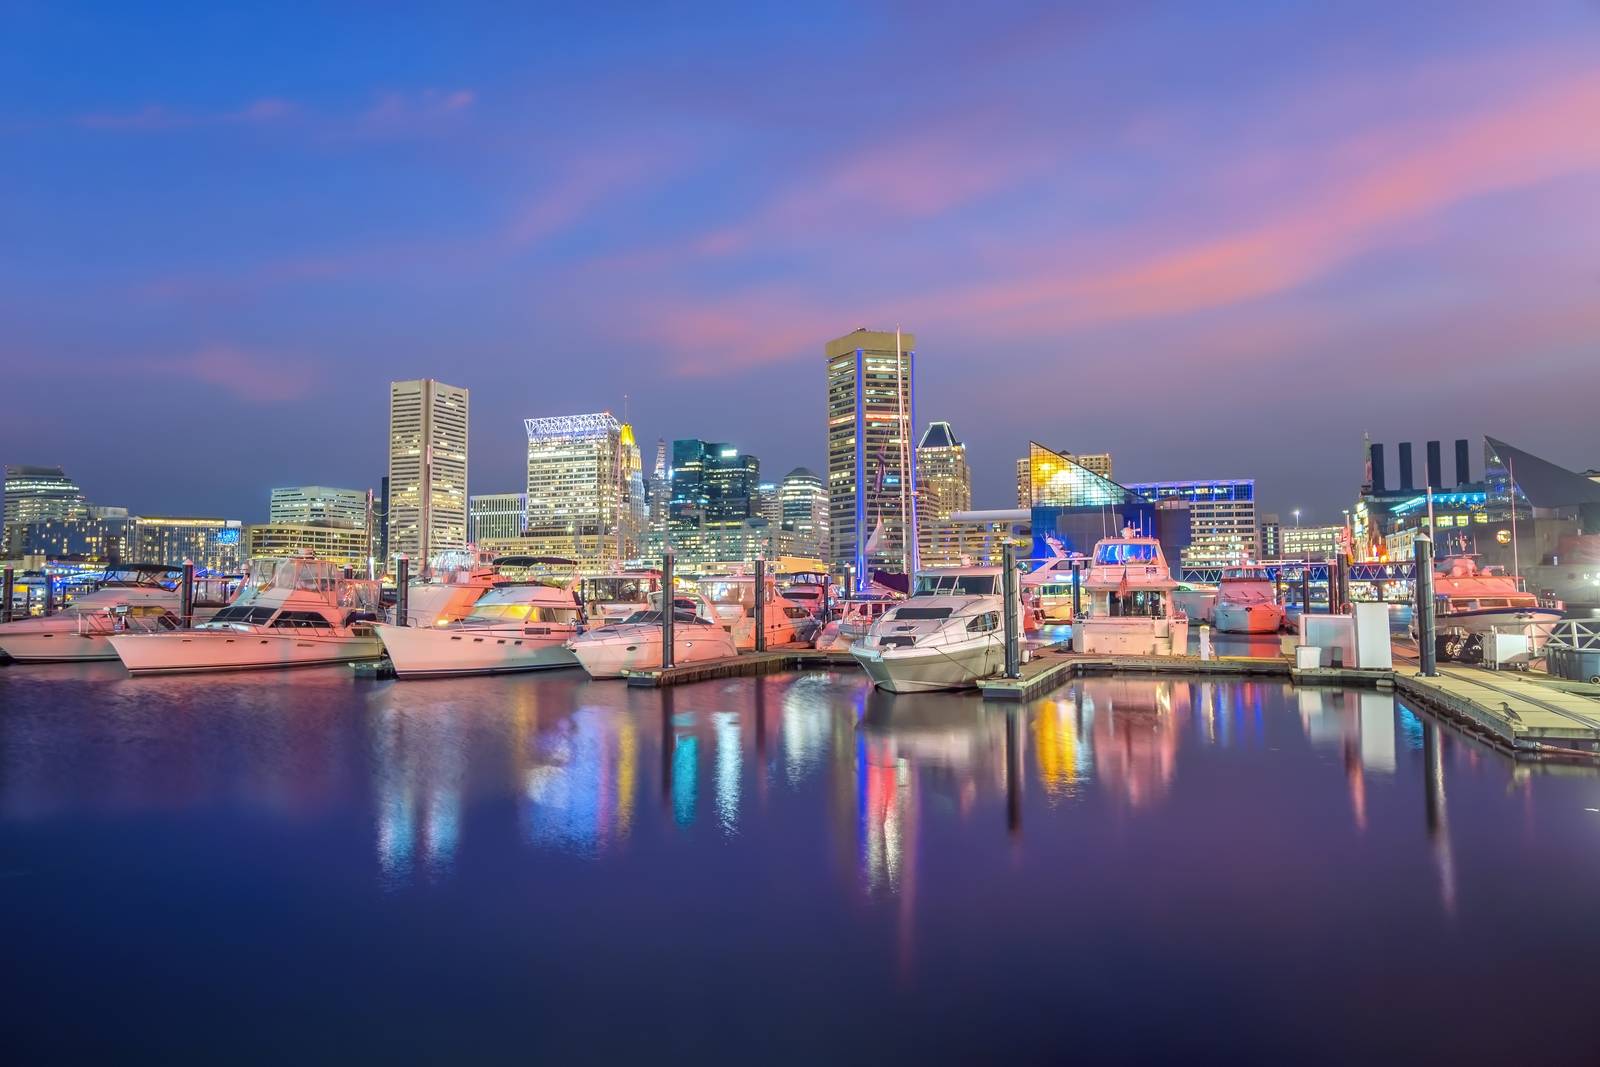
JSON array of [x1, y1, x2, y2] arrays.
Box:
[[912, 573, 996, 596], [465, 603, 578, 623], [1221, 568, 1270, 581], [622, 609, 706, 626], [1095, 542, 1158, 565], [584, 576, 655, 603]]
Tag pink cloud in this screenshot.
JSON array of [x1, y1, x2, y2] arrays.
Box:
[[362, 88, 477, 130], [160, 345, 324, 404]]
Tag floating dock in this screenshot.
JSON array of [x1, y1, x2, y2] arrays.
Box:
[[1394, 666, 1600, 756], [623, 647, 854, 687], [975, 645, 1391, 701]]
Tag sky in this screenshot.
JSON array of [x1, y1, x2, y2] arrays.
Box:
[[4, 1, 1600, 524]]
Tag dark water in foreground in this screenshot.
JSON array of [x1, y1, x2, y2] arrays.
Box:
[[2, 664, 1598, 1064]]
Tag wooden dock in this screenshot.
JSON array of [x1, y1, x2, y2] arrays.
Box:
[[975, 646, 1390, 701], [623, 647, 854, 687], [1394, 666, 1600, 755]]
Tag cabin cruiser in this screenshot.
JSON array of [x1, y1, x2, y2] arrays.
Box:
[[578, 571, 663, 625], [851, 568, 1020, 693], [1169, 582, 1217, 624], [108, 553, 383, 674], [374, 580, 582, 678], [1021, 555, 1090, 622], [0, 564, 200, 663], [1212, 566, 1285, 634], [813, 596, 900, 652], [1422, 555, 1563, 639], [1072, 532, 1190, 655], [697, 574, 819, 649], [567, 600, 737, 678]]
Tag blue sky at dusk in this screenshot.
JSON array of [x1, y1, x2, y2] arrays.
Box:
[[4, 1, 1599, 522]]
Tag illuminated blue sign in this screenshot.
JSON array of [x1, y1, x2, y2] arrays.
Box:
[[215, 528, 241, 545]]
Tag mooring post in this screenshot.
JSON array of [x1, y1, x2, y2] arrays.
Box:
[[395, 555, 409, 626], [1071, 559, 1082, 619], [754, 556, 767, 653], [1416, 535, 1438, 677], [43, 570, 56, 617], [180, 559, 195, 628], [661, 547, 675, 669], [1002, 542, 1021, 679], [1, 566, 13, 624], [820, 571, 831, 624], [1299, 565, 1311, 621]]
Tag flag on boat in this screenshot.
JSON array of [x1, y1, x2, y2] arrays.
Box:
[[1118, 565, 1130, 599]]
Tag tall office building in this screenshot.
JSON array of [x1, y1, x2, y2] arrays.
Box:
[[779, 467, 828, 562], [1124, 479, 1258, 568], [826, 328, 917, 584], [131, 516, 244, 572], [4, 465, 86, 552], [387, 379, 469, 566], [245, 522, 370, 569], [518, 412, 640, 568], [1017, 451, 1112, 507], [1259, 513, 1282, 559], [668, 439, 763, 567], [269, 486, 368, 529], [468, 493, 527, 543], [915, 421, 971, 523]]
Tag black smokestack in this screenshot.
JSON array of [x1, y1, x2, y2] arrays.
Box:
[[1370, 443, 1386, 494], [1426, 441, 1442, 489], [1455, 439, 1470, 486], [1398, 442, 1415, 492]]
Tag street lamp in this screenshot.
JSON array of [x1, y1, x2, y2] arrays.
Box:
[[1293, 509, 1301, 528]]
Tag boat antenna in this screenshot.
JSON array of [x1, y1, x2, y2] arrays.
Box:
[[895, 325, 910, 579], [1507, 455, 1521, 587]]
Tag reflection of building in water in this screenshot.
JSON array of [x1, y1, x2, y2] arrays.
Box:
[[1087, 680, 1181, 809], [371, 706, 466, 885], [522, 707, 638, 851], [1422, 719, 1457, 915], [860, 743, 916, 895], [1033, 695, 1090, 798], [1294, 689, 1398, 832], [714, 712, 741, 835], [782, 677, 838, 787], [672, 735, 699, 827]]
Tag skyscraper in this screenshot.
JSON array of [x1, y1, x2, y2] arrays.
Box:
[[387, 379, 469, 565], [915, 421, 971, 523], [520, 412, 640, 568], [269, 486, 368, 529], [825, 328, 917, 584], [779, 467, 828, 562], [468, 492, 527, 542], [667, 439, 762, 567], [3, 465, 86, 552]]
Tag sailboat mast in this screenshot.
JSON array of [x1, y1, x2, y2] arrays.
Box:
[[1508, 456, 1521, 584], [895, 326, 909, 577]]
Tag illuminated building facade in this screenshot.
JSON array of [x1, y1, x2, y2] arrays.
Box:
[[1123, 479, 1257, 568], [387, 378, 469, 567], [1024, 443, 1186, 564], [3, 465, 86, 553], [668, 439, 763, 568], [468, 493, 527, 543], [9, 515, 132, 562], [245, 522, 370, 569], [826, 328, 917, 584], [269, 486, 368, 530], [1281, 524, 1342, 561], [919, 510, 1029, 568], [915, 421, 971, 523], [522, 412, 642, 569], [779, 467, 828, 563], [1259, 513, 1282, 558], [132, 516, 244, 572], [1016, 451, 1112, 507]]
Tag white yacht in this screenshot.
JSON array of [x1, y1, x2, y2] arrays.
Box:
[[851, 567, 1018, 693], [1021, 554, 1090, 622], [1212, 565, 1285, 634], [400, 551, 509, 629], [108, 554, 383, 674], [567, 601, 737, 678], [374, 580, 582, 678], [697, 574, 818, 649], [1072, 531, 1189, 655], [1425, 555, 1564, 635], [812, 596, 899, 652], [0, 564, 194, 662]]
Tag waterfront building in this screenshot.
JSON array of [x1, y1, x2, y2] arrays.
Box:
[[1259, 513, 1282, 559], [3, 465, 86, 552], [915, 421, 971, 523], [1282, 524, 1342, 561], [269, 486, 368, 530], [9, 514, 132, 562], [376, 476, 389, 573], [1023, 443, 1187, 564], [245, 522, 370, 569], [825, 328, 917, 585], [1016, 451, 1112, 507], [522, 411, 641, 569], [468, 493, 527, 543], [668, 439, 763, 568], [779, 467, 828, 563], [387, 378, 469, 566], [131, 516, 244, 572], [1123, 479, 1257, 568]]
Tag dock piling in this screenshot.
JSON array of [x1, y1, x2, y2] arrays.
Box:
[[1002, 542, 1021, 679], [754, 556, 767, 653], [1071, 560, 1082, 620], [395, 555, 409, 626], [181, 559, 195, 628], [1299, 566, 1311, 619], [1416, 535, 1438, 676], [43, 569, 56, 617], [2, 566, 12, 623], [661, 547, 675, 669]]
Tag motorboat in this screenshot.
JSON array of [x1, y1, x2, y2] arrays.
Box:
[[400, 550, 510, 628], [578, 570, 662, 625], [697, 574, 818, 649], [1170, 582, 1217, 624], [1072, 531, 1190, 655], [0, 564, 197, 663], [1212, 565, 1285, 634], [567, 603, 737, 678], [1424, 555, 1563, 639], [851, 567, 1019, 693], [374, 580, 582, 678], [1021, 554, 1090, 622], [108, 553, 383, 674], [813, 596, 900, 652]]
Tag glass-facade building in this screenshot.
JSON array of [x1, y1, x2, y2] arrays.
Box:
[[387, 379, 469, 566], [826, 328, 917, 585], [520, 412, 644, 569], [1123, 479, 1257, 568], [1023, 443, 1188, 564], [269, 486, 368, 530], [668, 439, 763, 568], [3, 465, 86, 553], [915, 421, 971, 523]]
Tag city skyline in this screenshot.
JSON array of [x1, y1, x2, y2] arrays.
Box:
[[5, 4, 1600, 521]]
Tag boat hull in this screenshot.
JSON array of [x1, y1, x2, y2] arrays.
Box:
[[374, 623, 577, 678], [108, 630, 383, 674], [1432, 607, 1565, 635], [851, 636, 1002, 693], [0, 630, 120, 662], [1213, 602, 1285, 634], [570, 627, 736, 679]]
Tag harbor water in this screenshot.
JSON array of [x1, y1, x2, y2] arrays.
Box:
[[3, 664, 1598, 1062]]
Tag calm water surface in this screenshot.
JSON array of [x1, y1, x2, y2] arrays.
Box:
[[2, 663, 1598, 1063]]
